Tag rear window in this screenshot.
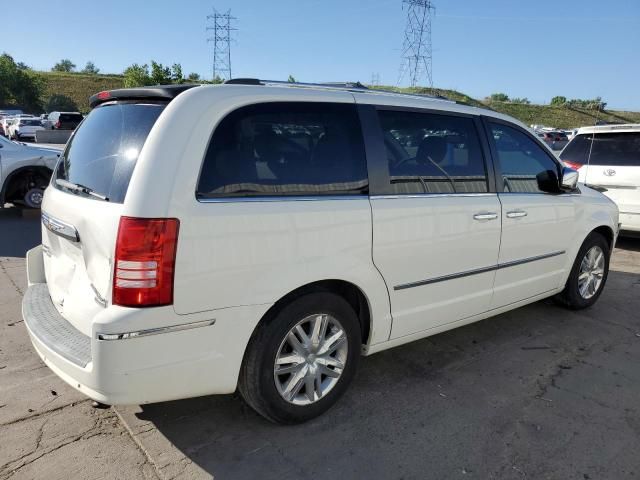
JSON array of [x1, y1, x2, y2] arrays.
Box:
[[60, 113, 83, 122], [560, 132, 640, 166], [21, 119, 42, 126], [54, 103, 164, 203]]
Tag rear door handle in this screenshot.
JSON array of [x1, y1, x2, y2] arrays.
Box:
[[506, 210, 528, 218], [473, 212, 498, 221]]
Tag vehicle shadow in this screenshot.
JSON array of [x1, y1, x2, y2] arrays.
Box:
[[0, 206, 41, 257], [132, 268, 640, 480], [616, 236, 640, 252]]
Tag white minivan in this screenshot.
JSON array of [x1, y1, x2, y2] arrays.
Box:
[[23, 81, 619, 423], [560, 124, 640, 234]]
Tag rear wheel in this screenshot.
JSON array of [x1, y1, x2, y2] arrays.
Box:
[[555, 232, 610, 309], [239, 292, 361, 424]]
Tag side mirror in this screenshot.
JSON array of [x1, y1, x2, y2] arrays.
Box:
[[560, 166, 579, 191], [536, 169, 561, 193]]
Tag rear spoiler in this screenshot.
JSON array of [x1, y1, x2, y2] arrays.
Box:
[[89, 84, 200, 109]]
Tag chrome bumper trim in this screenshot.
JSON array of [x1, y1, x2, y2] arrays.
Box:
[[96, 319, 216, 341]]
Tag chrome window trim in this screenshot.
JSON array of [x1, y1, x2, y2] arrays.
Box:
[[394, 250, 566, 291], [96, 319, 216, 341], [198, 195, 368, 203], [371, 193, 496, 200], [41, 211, 80, 242]]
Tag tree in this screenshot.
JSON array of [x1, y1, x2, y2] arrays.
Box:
[[0, 53, 44, 112], [16, 62, 30, 70], [123, 63, 150, 87], [287, 75, 297, 83], [123, 60, 189, 86], [81, 61, 100, 74], [550, 96, 567, 106], [489, 93, 509, 102], [150, 61, 172, 85], [510, 97, 530, 104], [186, 72, 201, 82], [171, 63, 183, 83], [52, 59, 76, 72], [45, 94, 78, 113], [211, 75, 224, 84]]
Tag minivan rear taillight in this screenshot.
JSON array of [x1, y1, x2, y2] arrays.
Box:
[[113, 217, 179, 307]]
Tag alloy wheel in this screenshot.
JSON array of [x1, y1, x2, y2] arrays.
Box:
[[273, 313, 348, 405], [578, 245, 605, 299]]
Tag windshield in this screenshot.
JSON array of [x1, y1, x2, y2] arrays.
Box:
[[560, 132, 640, 166], [53, 102, 165, 203]]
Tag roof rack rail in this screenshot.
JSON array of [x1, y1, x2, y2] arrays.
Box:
[[223, 78, 453, 102], [225, 78, 368, 90]]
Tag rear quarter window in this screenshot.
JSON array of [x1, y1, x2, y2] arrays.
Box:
[[60, 114, 83, 122], [53, 103, 165, 203], [197, 102, 368, 197]]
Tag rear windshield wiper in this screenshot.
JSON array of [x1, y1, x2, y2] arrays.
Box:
[[55, 179, 109, 201]]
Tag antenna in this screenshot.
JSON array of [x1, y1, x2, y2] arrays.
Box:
[[206, 8, 236, 81], [398, 0, 435, 89], [584, 100, 603, 185], [371, 72, 381, 87]]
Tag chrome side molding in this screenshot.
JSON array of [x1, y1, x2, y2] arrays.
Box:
[[41, 211, 80, 242], [96, 318, 216, 341], [395, 250, 566, 291]]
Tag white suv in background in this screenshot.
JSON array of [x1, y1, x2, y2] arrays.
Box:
[[561, 124, 640, 233], [23, 81, 619, 424]]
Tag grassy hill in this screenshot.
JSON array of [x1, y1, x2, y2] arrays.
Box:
[[376, 85, 640, 129], [486, 102, 640, 129], [41, 72, 124, 112], [35, 73, 640, 128]]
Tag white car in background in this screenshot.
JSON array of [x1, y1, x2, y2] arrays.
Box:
[[561, 124, 640, 233], [1, 117, 16, 137], [8, 117, 45, 141]]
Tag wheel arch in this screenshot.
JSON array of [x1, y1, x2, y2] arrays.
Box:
[[590, 224, 615, 252], [251, 279, 373, 349], [0, 165, 52, 206]]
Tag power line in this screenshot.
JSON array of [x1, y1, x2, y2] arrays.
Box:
[[206, 8, 236, 81], [398, 0, 435, 89]]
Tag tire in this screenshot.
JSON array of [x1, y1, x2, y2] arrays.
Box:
[[555, 232, 610, 309], [23, 188, 44, 209], [238, 292, 361, 424]]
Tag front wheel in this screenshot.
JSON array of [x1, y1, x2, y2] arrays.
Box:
[[555, 232, 610, 309], [23, 188, 44, 208], [239, 292, 361, 424]]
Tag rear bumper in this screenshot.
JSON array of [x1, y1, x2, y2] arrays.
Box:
[[23, 246, 270, 405]]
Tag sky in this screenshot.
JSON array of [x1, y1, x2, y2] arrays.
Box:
[[5, 0, 640, 109]]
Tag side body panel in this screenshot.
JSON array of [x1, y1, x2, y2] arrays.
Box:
[[124, 86, 393, 345]]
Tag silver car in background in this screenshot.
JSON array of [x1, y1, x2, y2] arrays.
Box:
[[0, 135, 60, 208]]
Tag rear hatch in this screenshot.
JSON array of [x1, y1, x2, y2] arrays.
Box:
[[42, 101, 165, 335], [560, 132, 640, 214]]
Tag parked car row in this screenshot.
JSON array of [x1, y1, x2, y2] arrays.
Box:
[[0, 111, 83, 140], [533, 127, 569, 150]]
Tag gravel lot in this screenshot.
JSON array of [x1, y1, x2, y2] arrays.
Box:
[[1, 206, 639, 480]]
